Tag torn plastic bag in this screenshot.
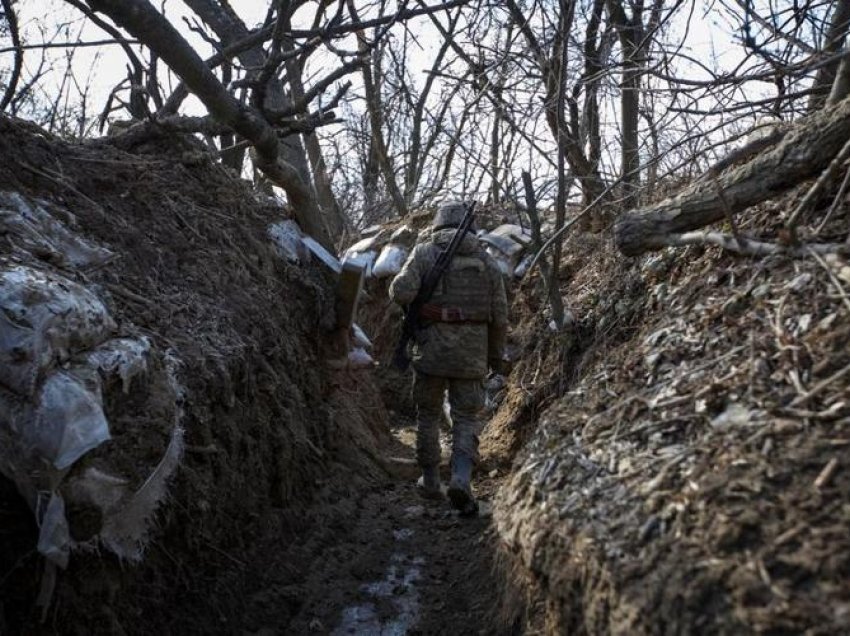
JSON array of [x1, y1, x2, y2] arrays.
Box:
[[348, 347, 375, 368], [514, 253, 535, 278], [99, 425, 184, 561], [485, 246, 514, 277], [352, 323, 373, 349], [32, 368, 110, 470], [37, 492, 71, 568], [86, 337, 150, 393], [0, 265, 115, 396], [0, 192, 113, 268], [268, 219, 309, 264], [372, 244, 409, 278]]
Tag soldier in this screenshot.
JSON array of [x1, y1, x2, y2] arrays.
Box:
[[389, 202, 509, 515]]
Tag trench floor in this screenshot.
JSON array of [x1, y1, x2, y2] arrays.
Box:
[[281, 422, 513, 636]]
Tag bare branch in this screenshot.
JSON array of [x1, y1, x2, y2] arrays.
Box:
[[82, 0, 332, 248], [0, 0, 23, 111]]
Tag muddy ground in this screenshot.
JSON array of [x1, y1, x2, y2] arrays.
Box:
[[281, 422, 524, 636]]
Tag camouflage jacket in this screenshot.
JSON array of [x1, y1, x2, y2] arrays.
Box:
[[389, 229, 508, 379]]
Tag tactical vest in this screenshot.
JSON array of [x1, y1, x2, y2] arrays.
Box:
[[420, 253, 491, 323]]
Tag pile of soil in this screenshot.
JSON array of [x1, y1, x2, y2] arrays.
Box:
[[493, 187, 850, 632], [0, 116, 389, 634]]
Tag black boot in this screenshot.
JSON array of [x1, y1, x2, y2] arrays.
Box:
[[448, 454, 478, 516], [416, 465, 444, 500]]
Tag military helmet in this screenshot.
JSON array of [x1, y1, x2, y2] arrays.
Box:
[[433, 201, 476, 231]]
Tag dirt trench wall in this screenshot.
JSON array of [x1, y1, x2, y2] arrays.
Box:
[[0, 117, 388, 634], [494, 230, 850, 634]]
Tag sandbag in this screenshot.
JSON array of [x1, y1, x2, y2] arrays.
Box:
[[372, 244, 409, 278], [0, 192, 113, 268], [0, 265, 115, 396], [268, 219, 309, 264]]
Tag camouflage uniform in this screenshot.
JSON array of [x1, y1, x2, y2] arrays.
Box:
[[389, 224, 508, 471]]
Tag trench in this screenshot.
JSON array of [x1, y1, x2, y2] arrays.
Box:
[[0, 116, 542, 636], [279, 410, 520, 635]]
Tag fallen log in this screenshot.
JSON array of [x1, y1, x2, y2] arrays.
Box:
[[614, 96, 850, 256]]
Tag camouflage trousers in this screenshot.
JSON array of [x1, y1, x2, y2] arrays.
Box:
[[413, 371, 485, 468]]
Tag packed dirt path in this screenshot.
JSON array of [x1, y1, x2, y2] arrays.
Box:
[[281, 422, 512, 636]]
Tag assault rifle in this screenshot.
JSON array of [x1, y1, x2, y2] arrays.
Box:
[[392, 202, 477, 370]]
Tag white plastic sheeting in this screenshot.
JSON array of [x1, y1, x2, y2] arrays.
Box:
[[0, 192, 113, 268], [348, 347, 375, 367], [37, 493, 72, 569], [0, 194, 184, 570], [352, 323, 373, 349], [0, 265, 116, 396], [86, 337, 151, 393], [35, 368, 111, 470]]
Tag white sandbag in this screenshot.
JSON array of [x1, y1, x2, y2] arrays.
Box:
[[0, 192, 113, 268], [268, 219, 309, 264], [344, 251, 377, 277], [0, 265, 115, 396], [372, 244, 408, 278], [343, 229, 395, 262], [485, 246, 513, 277], [32, 368, 111, 470], [479, 224, 531, 259], [390, 225, 417, 248]]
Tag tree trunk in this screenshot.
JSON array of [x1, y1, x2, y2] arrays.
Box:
[[489, 109, 501, 203], [809, 0, 850, 111], [348, 0, 407, 218], [84, 0, 333, 249], [614, 96, 850, 255], [828, 52, 850, 106], [282, 41, 347, 243], [620, 52, 641, 209], [606, 0, 645, 211], [183, 0, 315, 190]]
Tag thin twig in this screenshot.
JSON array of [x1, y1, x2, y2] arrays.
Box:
[[808, 247, 850, 314], [0, 0, 23, 111], [815, 163, 850, 235], [789, 362, 850, 408], [787, 136, 850, 239], [663, 230, 850, 257], [0, 39, 141, 54]]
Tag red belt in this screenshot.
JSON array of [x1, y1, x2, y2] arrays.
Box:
[[419, 303, 486, 323]]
